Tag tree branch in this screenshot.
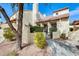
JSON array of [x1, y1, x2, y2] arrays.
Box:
[[0, 6, 17, 33]]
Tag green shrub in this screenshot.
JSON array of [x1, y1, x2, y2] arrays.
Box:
[[3, 28, 15, 41], [0, 27, 1, 29], [69, 28, 73, 31], [34, 32, 46, 49], [60, 33, 66, 40], [30, 25, 44, 33]]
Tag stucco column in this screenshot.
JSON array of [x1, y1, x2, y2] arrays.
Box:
[[22, 24, 33, 44], [40, 23, 44, 27], [57, 19, 62, 34], [32, 3, 38, 26], [57, 19, 69, 37], [47, 22, 51, 35]]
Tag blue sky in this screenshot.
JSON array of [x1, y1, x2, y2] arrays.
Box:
[[0, 3, 79, 23]]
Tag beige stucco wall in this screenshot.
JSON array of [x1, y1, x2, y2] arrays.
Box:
[[1, 24, 9, 29], [1, 23, 16, 29], [10, 11, 34, 44], [53, 9, 69, 16], [0, 29, 5, 43], [22, 11, 33, 44], [52, 31, 60, 39], [57, 20, 69, 37]]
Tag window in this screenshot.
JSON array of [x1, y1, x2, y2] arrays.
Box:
[[56, 12, 58, 15]]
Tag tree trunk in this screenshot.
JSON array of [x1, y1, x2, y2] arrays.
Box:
[[0, 3, 24, 50], [0, 6, 17, 33], [16, 3, 24, 50]]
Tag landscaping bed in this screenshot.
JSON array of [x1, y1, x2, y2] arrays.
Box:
[[0, 40, 52, 56]]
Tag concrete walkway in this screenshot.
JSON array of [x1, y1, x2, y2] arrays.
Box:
[[47, 39, 79, 56]]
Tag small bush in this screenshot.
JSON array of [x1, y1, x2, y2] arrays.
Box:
[[3, 28, 15, 41], [30, 25, 44, 33], [60, 33, 66, 40], [70, 28, 73, 31], [34, 32, 46, 49]]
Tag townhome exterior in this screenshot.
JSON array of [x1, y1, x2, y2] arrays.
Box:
[[72, 20, 79, 31], [9, 6, 70, 40], [1, 4, 71, 43], [36, 7, 70, 39]]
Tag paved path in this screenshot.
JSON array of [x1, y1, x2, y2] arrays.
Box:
[[47, 39, 79, 56]]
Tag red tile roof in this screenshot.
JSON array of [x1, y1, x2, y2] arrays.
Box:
[[36, 13, 69, 23], [53, 7, 69, 13], [72, 20, 79, 25]]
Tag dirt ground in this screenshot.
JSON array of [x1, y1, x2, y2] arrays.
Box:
[[0, 41, 52, 56]]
